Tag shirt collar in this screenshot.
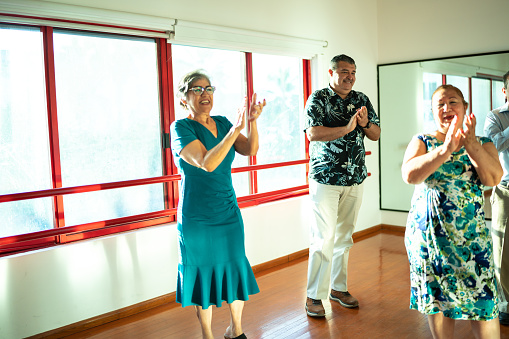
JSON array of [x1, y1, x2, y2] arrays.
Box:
[[327, 85, 354, 99]]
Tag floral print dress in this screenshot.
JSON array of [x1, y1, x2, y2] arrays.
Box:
[[405, 134, 499, 320]]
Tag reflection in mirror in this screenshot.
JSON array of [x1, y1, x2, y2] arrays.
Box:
[[378, 51, 509, 218]]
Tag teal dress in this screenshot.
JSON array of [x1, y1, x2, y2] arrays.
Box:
[[170, 115, 259, 309], [405, 134, 498, 321]]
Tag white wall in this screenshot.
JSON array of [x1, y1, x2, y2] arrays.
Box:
[[377, 0, 509, 64], [0, 0, 381, 338], [0, 197, 313, 338]]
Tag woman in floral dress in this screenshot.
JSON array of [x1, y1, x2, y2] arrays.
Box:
[[402, 85, 503, 338]]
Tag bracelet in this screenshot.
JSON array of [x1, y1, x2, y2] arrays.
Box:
[[361, 121, 371, 129]]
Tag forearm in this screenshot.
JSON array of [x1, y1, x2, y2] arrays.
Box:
[[402, 145, 451, 184], [198, 127, 241, 172], [489, 128, 509, 152], [363, 123, 380, 141], [485, 114, 509, 152], [246, 121, 259, 155], [306, 125, 354, 142], [234, 121, 259, 156], [465, 143, 503, 186]]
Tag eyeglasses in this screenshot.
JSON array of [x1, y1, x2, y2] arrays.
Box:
[[189, 86, 216, 95]]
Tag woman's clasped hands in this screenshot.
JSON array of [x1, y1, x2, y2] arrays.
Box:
[[443, 113, 479, 154]]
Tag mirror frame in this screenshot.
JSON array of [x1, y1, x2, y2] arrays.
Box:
[[377, 50, 509, 218]]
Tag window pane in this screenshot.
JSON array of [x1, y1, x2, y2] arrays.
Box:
[[423, 72, 442, 133], [53, 31, 164, 226], [493, 80, 505, 110], [171, 44, 249, 196], [252, 53, 306, 193], [446, 75, 469, 100], [472, 78, 491, 136], [0, 25, 53, 237]]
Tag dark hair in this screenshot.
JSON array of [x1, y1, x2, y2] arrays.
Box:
[[431, 84, 468, 106], [503, 71, 509, 90], [330, 54, 356, 70], [177, 70, 211, 108]]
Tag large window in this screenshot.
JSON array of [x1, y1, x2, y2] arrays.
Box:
[[0, 22, 312, 254], [170, 46, 308, 197], [252, 53, 307, 193], [171, 45, 250, 196], [0, 26, 53, 238], [53, 31, 165, 226]]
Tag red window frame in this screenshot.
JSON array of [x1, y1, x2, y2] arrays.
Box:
[[443, 74, 503, 114], [0, 18, 313, 256]]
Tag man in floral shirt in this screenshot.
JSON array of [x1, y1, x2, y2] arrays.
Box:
[[304, 54, 380, 317]]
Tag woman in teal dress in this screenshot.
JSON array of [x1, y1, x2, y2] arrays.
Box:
[[402, 85, 503, 338], [170, 70, 265, 339]]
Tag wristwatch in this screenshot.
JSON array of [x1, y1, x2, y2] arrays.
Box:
[[361, 121, 371, 129]]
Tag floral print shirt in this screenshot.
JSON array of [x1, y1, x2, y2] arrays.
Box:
[[303, 87, 379, 186]]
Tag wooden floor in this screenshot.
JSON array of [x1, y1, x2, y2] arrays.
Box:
[[60, 231, 509, 339]]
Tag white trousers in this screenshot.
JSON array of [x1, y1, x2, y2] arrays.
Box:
[[306, 179, 364, 300]]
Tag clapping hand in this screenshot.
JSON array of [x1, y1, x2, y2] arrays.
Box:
[[355, 106, 369, 127], [248, 93, 266, 121], [444, 115, 462, 153], [460, 113, 478, 148], [233, 97, 248, 132], [234, 93, 266, 132]]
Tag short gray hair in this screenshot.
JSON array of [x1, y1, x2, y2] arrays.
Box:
[[176, 69, 211, 108], [330, 54, 356, 70]]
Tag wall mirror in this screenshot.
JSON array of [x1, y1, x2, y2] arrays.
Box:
[[378, 51, 509, 218]]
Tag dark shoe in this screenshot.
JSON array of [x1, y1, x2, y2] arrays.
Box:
[[330, 289, 359, 308], [305, 297, 325, 317], [224, 333, 247, 339], [500, 311, 509, 326]]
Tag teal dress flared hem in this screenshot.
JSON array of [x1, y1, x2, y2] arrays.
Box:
[[176, 256, 260, 309], [170, 115, 260, 309]]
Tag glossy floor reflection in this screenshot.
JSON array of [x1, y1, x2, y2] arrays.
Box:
[[60, 230, 509, 339]]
